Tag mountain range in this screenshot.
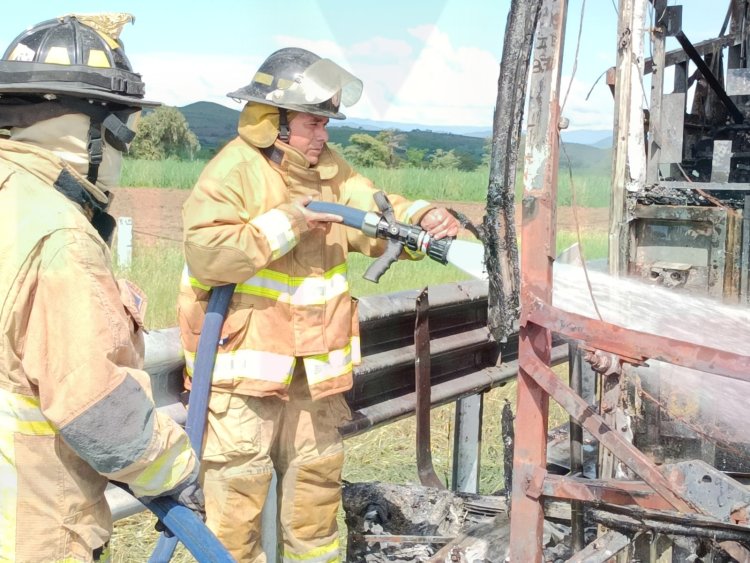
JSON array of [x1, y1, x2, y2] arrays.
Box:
[[177, 101, 612, 171]]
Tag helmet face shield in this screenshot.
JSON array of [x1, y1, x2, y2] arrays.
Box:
[[265, 58, 363, 111]]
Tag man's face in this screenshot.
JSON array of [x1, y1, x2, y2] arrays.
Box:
[[287, 112, 329, 165]]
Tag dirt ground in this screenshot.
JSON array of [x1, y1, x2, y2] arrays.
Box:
[[109, 187, 609, 245]]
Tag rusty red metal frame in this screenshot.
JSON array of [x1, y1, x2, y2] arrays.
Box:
[[507, 0, 750, 560]]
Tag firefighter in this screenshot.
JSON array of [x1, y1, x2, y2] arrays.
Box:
[[0, 14, 203, 562], [179, 47, 459, 562]]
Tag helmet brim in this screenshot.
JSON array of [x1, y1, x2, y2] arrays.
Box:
[[0, 81, 160, 108]]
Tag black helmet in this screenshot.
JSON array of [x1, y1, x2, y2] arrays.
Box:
[[0, 14, 157, 185], [0, 13, 157, 108], [227, 47, 362, 120]]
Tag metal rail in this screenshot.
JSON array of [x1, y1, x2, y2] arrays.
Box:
[[109, 279, 518, 520]]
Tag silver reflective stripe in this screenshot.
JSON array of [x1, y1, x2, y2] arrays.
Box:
[[185, 338, 359, 386], [303, 343, 353, 385], [235, 264, 348, 306], [183, 264, 350, 307], [250, 208, 297, 260], [185, 349, 296, 384], [403, 199, 430, 223]]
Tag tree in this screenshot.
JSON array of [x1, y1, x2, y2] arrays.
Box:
[[376, 129, 406, 168], [129, 106, 200, 160], [428, 148, 461, 169], [404, 147, 427, 168], [342, 133, 390, 167]]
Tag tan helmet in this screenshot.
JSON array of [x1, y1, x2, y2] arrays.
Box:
[[227, 47, 362, 120]]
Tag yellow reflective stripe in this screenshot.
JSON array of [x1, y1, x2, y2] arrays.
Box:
[[0, 427, 17, 560], [128, 440, 194, 499], [402, 199, 431, 224], [282, 538, 339, 562], [185, 339, 357, 386], [250, 209, 297, 260], [86, 49, 110, 68], [181, 266, 211, 291], [254, 71, 273, 86], [185, 349, 296, 384], [44, 46, 71, 65], [0, 387, 56, 436], [183, 263, 350, 307], [303, 343, 354, 386], [236, 264, 349, 306]]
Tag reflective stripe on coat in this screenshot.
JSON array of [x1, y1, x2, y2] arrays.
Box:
[[180, 136, 432, 400]]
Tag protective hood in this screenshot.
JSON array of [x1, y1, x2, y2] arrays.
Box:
[[237, 102, 298, 148], [10, 113, 122, 201]]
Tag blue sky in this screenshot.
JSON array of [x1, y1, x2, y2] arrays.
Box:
[[2, 1, 727, 131]]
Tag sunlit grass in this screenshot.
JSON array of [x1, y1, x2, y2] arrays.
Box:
[[121, 158, 612, 208]]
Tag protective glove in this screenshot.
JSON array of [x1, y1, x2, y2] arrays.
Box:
[[173, 480, 206, 517], [153, 477, 206, 537]]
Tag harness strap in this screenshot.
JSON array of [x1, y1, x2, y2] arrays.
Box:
[[261, 144, 285, 165]]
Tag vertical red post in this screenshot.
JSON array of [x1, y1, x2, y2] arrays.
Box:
[[508, 0, 567, 560]]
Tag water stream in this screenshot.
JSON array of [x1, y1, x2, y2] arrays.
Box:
[[552, 262, 750, 455]]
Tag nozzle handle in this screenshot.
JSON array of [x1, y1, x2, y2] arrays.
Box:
[[364, 239, 403, 283]]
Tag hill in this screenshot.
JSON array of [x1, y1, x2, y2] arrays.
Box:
[[176, 101, 611, 172], [179, 101, 240, 153]]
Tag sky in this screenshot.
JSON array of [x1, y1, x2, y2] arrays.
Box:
[[1, 1, 729, 132]]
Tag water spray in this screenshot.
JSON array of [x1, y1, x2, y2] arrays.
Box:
[[308, 191, 488, 282]]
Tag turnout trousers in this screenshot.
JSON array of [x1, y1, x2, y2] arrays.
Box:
[[200, 363, 350, 563]]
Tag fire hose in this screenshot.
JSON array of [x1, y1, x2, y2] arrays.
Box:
[[148, 192, 485, 561], [308, 191, 487, 281], [150, 284, 236, 563]]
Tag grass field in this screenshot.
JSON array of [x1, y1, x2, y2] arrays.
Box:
[[111, 161, 610, 560], [122, 158, 611, 208]]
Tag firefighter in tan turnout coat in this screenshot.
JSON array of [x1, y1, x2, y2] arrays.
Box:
[[0, 15, 203, 562], [179, 47, 459, 562]]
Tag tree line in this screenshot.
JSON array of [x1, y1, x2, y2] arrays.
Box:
[[130, 106, 489, 171]]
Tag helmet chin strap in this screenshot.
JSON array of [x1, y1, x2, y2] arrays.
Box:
[[278, 108, 290, 143]]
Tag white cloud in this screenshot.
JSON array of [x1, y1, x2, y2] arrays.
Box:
[[348, 37, 413, 59], [126, 27, 615, 131], [271, 36, 348, 63], [558, 74, 615, 131], [348, 26, 501, 126], [129, 51, 262, 109]]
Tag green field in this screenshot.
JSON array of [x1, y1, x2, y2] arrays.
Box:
[[122, 158, 612, 208]]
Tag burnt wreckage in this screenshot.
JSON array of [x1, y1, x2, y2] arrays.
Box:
[[343, 0, 750, 562]]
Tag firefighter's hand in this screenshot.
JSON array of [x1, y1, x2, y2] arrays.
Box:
[[173, 480, 205, 516], [296, 197, 343, 231], [420, 208, 459, 240], [154, 479, 206, 537]]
